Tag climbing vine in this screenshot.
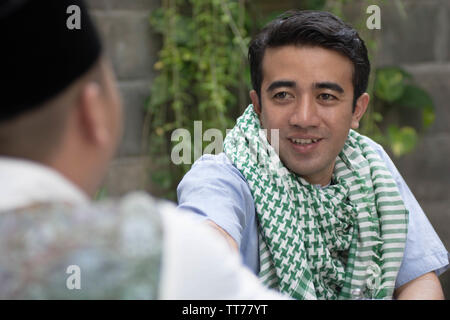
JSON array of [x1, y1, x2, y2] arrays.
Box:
[[145, 0, 249, 199]]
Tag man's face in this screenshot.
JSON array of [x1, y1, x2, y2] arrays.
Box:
[[251, 45, 368, 186]]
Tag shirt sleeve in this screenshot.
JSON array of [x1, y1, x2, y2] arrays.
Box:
[[158, 202, 288, 299], [363, 136, 450, 288], [176, 154, 254, 248]]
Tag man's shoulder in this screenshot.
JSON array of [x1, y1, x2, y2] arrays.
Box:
[[187, 153, 247, 182], [192, 152, 234, 168], [358, 134, 385, 155], [358, 134, 401, 176], [177, 153, 256, 229]]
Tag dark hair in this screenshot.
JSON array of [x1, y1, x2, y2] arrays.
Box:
[[248, 10, 370, 109]]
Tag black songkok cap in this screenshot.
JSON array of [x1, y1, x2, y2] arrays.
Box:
[[0, 0, 102, 121]]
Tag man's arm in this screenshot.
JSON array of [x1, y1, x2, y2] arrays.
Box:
[[363, 136, 449, 297], [177, 154, 256, 255], [394, 271, 445, 300], [158, 204, 287, 299]]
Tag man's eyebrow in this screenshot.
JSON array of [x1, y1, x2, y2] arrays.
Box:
[[266, 80, 296, 92], [314, 82, 344, 94]]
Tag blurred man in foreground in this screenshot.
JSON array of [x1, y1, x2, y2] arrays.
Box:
[[0, 0, 285, 299]]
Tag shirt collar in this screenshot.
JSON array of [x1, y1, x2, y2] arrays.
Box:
[[0, 156, 89, 212]]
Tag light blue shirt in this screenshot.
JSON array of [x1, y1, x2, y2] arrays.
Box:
[[177, 136, 449, 288]]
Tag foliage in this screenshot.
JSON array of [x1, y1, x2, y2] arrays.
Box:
[[361, 66, 435, 157], [145, 0, 249, 199]]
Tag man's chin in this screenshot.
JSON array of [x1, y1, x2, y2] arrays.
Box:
[[281, 154, 316, 174], [283, 159, 332, 184], [284, 163, 314, 178]]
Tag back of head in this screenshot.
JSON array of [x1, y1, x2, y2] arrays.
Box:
[[0, 0, 103, 162], [248, 10, 370, 108]]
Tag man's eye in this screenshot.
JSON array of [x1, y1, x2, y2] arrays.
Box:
[[318, 93, 336, 101], [273, 92, 290, 99]]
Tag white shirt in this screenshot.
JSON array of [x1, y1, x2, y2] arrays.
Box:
[[0, 156, 286, 300]]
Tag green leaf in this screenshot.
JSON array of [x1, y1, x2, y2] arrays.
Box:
[[387, 125, 418, 157], [372, 112, 383, 123], [149, 8, 166, 33], [395, 85, 434, 110], [423, 105, 435, 129], [374, 67, 408, 102]]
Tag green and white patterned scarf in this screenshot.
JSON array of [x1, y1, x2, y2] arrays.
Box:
[[223, 105, 408, 300]]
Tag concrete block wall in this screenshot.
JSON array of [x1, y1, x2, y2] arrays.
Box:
[[86, 0, 161, 195]]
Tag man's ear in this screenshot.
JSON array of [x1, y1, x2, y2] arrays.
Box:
[[78, 82, 109, 146], [351, 93, 370, 129], [250, 90, 261, 115]]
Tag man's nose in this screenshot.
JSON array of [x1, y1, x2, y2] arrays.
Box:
[[288, 95, 320, 128]]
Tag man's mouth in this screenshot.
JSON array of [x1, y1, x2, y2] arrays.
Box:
[[288, 137, 323, 154], [289, 138, 322, 145]]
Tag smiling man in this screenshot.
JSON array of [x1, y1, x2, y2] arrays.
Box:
[[252, 45, 364, 187], [177, 10, 449, 300]]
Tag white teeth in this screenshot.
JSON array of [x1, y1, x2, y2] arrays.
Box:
[[291, 138, 319, 145]]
